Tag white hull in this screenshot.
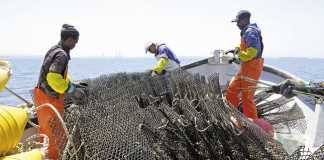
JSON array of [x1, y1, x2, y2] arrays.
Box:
[[182, 53, 324, 153]]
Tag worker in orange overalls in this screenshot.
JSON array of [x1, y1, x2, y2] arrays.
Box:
[[33, 24, 88, 159], [225, 10, 264, 120]]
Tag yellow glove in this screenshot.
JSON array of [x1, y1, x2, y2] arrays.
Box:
[[239, 47, 257, 62], [153, 58, 169, 74]]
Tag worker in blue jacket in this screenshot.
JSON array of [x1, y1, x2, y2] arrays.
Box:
[[226, 10, 265, 119], [145, 42, 180, 106], [145, 42, 180, 76]]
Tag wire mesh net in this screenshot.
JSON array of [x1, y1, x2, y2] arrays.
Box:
[[254, 91, 307, 135], [62, 70, 323, 160]]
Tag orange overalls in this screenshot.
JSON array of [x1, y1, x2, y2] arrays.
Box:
[[33, 68, 68, 159], [225, 38, 264, 119]]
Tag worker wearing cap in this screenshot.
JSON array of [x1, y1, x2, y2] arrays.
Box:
[[145, 42, 180, 105], [33, 24, 87, 159], [145, 42, 180, 76], [225, 10, 264, 119]]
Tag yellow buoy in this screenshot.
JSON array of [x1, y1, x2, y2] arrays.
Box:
[[0, 149, 43, 160], [0, 61, 11, 92], [0, 105, 28, 156]]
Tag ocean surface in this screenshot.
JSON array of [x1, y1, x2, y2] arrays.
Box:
[[0, 56, 323, 106]]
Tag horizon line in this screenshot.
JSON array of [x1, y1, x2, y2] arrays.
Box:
[[1, 55, 324, 59]]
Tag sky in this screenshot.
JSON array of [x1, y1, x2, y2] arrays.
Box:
[[0, 0, 323, 58]]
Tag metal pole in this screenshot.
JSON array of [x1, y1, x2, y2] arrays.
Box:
[[5, 87, 33, 107]]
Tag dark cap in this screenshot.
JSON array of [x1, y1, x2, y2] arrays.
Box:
[[61, 24, 79, 40], [231, 10, 251, 22]]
